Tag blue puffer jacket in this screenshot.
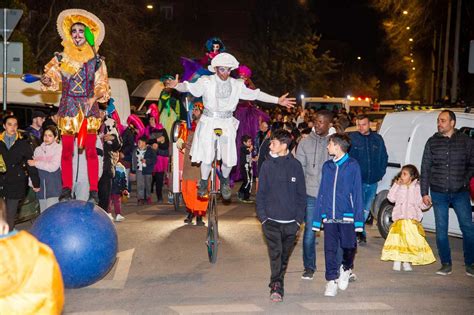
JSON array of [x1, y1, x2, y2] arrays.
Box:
[[348, 131, 388, 184], [312, 154, 364, 232]]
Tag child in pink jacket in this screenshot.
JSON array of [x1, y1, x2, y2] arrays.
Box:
[[381, 164, 436, 271], [27, 126, 62, 212]]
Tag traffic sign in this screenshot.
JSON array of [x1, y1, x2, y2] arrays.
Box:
[[0, 9, 23, 40]]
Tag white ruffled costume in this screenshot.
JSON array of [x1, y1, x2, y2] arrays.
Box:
[[175, 54, 278, 167]]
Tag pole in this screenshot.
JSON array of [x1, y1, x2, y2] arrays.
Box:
[[451, 0, 462, 103], [3, 8, 7, 111], [441, 0, 452, 100], [430, 30, 436, 104], [435, 26, 443, 102]]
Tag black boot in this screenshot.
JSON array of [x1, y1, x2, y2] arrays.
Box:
[[59, 188, 72, 202], [198, 179, 208, 198], [88, 191, 99, 205], [184, 212, 194, 224], [196, 215, 205, 226]]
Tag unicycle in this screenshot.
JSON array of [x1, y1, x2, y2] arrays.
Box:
[[206, 128, 222, 264]]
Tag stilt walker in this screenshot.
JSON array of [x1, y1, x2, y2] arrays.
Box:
[[41, 9, 110, 203]]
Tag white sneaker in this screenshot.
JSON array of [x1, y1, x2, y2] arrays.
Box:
[[324, 280, 338, 297], [402, 262, 412, 271], [107, 213, 114, 221], [115, 214, 125, 222], [393, 261, 401, 271], [338, 266, 351, 290]]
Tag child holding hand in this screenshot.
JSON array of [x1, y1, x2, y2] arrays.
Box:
[[381, 164, 436, 271]]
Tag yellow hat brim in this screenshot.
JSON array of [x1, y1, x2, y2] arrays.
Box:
[[57, 9, 105, 48]]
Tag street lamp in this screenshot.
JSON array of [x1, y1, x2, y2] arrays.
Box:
[[357, 56, 362, 60], [403, 10, 408, 15], [412, 67, 416, 70], [406, 26, 410, 30], [409, 38, 413, 42], [146, 4, 153, 9]]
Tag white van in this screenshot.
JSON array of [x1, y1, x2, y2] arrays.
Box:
[[372, 110, 474, 238], [0, 75, 130, 127]]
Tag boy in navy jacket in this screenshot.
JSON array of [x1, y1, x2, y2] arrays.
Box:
[[256, 129, 306, 302], [312, 133, 363, 297]]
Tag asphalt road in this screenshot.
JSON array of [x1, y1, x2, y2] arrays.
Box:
[[21, 191, 474, 314]]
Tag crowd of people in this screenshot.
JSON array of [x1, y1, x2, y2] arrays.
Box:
[[0, 8, 473, 313]]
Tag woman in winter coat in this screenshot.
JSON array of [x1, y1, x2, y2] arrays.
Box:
[[27, 126, 62, 212], [0, 115, 40, 231]]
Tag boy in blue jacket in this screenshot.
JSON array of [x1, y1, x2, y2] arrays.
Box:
[[256, 129, 306, 302], [312, 133, 363, 297]]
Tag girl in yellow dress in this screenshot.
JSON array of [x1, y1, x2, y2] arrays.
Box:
[[381, 164, 436, 271]]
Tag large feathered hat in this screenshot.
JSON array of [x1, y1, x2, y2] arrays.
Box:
[[57, 9, 105, 48]]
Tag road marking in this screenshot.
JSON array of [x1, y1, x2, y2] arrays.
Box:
[[300, 302, 393, 311], [168, 304, 263, 314], [89, 248, 135, 289]]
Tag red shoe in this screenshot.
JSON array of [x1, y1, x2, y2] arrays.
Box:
[[146, 197, 152, 205]]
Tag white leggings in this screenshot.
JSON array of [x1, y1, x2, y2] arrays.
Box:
[[201, 163, 232, 180]]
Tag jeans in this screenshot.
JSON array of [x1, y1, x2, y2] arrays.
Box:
[[431, 191, 474, 265], [362, 183, 378, 234], [303, 195, 317, 271]]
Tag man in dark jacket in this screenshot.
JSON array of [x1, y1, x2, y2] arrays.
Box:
[[0, 115, 40, 231], [420, 110, 474, 277], [256, 129, 306, 302], [120, 123, 136, 192], [349, 114, 388, 244]]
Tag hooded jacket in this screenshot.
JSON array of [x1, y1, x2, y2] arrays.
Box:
[[312, 154, 364, 232], [295, 130, 330, 197], [256, 153, 306, 224]]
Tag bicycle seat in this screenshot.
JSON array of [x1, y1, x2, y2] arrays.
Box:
[[213, 128, 223, 137]]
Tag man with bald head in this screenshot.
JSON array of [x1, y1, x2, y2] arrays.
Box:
[[420, 110, 474, 277]]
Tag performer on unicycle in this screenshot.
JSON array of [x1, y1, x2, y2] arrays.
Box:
[[41, 9, 110, 203], [166, 53, 295, 200]]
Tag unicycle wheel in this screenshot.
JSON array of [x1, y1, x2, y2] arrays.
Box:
[[206, 218, 218, 263]]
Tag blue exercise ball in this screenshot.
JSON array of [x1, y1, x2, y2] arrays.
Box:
[[31, 200, 118, 289]]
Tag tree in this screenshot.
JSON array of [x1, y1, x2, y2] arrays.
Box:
[[244, 0, 338, 97]]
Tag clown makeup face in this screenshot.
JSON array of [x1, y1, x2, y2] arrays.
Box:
[[71, 23, 86, 46], [215, 66, 231, 81], [212, 43, 220, 53]]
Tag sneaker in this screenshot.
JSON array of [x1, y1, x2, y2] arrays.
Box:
[[436, 263, 452, 276], [107, 212, 114, 221], [167, 192, 174, 204], [324, 280, 338, 297], [393, 261, 401, 271], [301, 269, 314, 280], [402, 262, 412, 272], [270, 291, 283, 302], [115, 214, 125, 222], [338, 266, 351, 290], [357, 232, 367, 245], [238, 197, 254, 204], [88, 191, 99, 204], [184, 213, 194, 224], [198, 179, 208, 198], [196, 216, 205, 226], [349, 272, 357, 282], [220, 177, 231, 200], [465, 264, 474, 277], [269, 282, 283, 301], [59, 188, 72, 202], [146, 197, 152, 205]]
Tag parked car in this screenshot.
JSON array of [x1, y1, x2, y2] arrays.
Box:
[[372, 109, 474, 238]]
